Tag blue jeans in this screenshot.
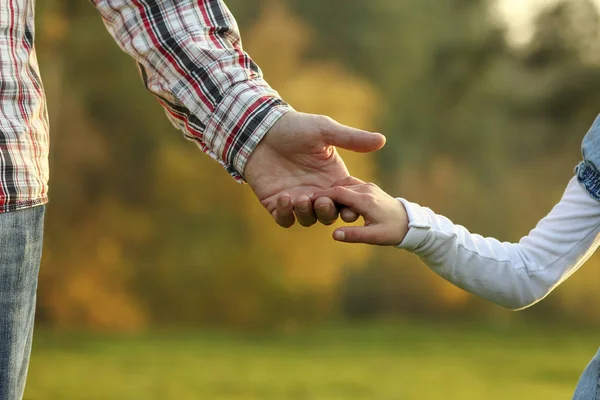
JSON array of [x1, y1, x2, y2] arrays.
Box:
[[573, 348, 600, 399], [0, 206, 44, 400]]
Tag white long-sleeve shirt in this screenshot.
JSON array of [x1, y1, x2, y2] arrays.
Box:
[[397, 177, 600, 310]]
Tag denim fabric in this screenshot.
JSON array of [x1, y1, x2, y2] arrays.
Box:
[[576, 115, 600, 201], [0, 206, 44, 400], [573, 347, 600, 400]]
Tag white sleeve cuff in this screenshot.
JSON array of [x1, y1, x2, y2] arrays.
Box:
[[396, 198, 432, 250]]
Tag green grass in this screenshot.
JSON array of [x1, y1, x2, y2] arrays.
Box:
[[24, 321, 598, 399]]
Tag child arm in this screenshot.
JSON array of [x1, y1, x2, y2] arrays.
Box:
[[313, 176, 600, 310], [397, 177, 600, 309]]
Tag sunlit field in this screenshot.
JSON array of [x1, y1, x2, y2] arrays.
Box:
[[25, 321, 597, 400]]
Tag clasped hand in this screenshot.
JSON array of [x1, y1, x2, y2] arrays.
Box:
[[244, 110, 386, 228]]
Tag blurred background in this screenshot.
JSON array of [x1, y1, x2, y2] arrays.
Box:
[[27, 0, 600, 398]]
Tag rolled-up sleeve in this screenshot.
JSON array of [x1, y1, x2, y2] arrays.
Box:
[[92, 0, 292, 181], [576, 115, 600, 199]]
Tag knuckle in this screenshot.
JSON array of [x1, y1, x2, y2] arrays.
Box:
[[366, 182, 378, 190]]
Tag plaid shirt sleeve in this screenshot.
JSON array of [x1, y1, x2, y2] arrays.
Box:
[[91, 0, 292, 181]]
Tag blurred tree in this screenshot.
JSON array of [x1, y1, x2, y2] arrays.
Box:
[[36, 0, 379, 330], [288, 0, 600, 322], [139, 2, 380, 328], [33, 0, 600, 330]]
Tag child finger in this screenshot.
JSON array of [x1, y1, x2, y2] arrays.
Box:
[[332, 176, 365, 187]]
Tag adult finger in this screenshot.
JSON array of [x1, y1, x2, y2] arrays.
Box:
[[314, 197, 339, 226], [274, 194, 295, 228], [294, 195, 318, 227], [340, 207, 360, 223], [312, 186, 365, 212], [318, 117, 386, 153]]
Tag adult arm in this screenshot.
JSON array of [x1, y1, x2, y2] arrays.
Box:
[[92, 0, 289, 180], [91, 0, 385, 226]]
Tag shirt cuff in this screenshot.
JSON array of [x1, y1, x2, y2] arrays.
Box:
[[396, 198, 432, 250], [202, 78, 293, 182]]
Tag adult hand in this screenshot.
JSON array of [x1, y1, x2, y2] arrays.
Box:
[[244, 111, 386, 227]]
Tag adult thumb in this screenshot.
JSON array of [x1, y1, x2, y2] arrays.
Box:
[[320, 118, 386, 153]]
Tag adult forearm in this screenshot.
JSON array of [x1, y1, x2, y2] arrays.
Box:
[[92, 0, 291, 180]]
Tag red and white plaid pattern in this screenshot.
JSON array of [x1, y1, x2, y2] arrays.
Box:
[[0, 0, 290, 213]]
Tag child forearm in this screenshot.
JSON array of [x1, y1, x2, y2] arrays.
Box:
[[397, 177, 600, 310]]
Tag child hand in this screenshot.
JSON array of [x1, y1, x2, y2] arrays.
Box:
[[311, 177, 409, 246]]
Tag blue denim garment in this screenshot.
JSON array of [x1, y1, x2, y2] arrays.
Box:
[[573, 116, 600, 399], [0, 206, 44, 400], [573, 347, 600, 400], [576, 115, 600, 201]]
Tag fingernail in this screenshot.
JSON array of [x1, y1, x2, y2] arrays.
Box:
[[281, 197, 290, 207], [334, 231, 345, 241]]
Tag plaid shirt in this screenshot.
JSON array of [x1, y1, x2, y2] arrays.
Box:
[[0, 0, 290, 213]]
